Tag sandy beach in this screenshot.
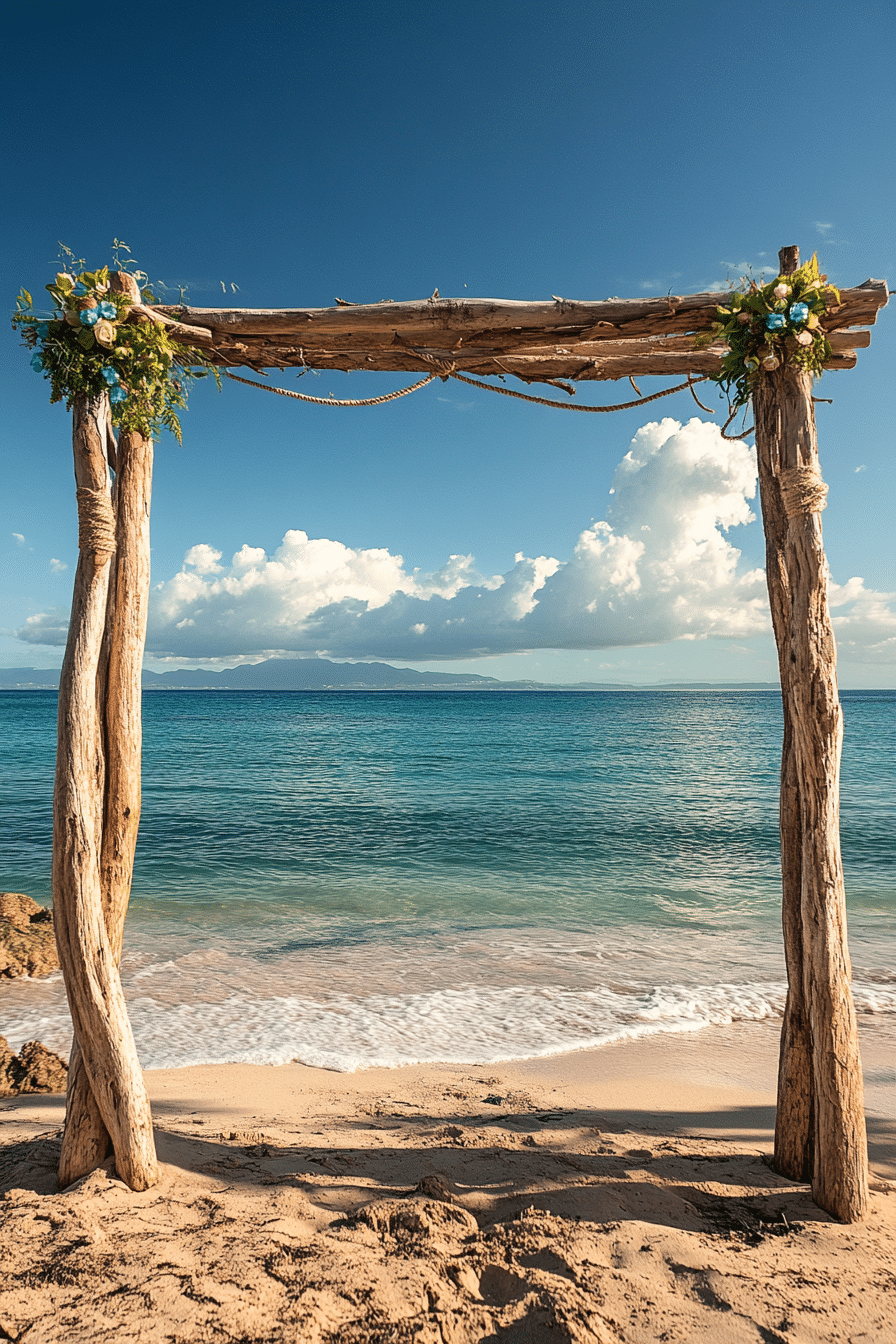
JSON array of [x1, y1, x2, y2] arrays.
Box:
[[2, 1019, 894, 1343]]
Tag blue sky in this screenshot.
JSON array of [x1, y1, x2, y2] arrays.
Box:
[[2, 0, 894, 684]]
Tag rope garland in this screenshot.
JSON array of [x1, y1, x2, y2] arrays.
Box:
[[779, 464, 829, 518], [76, 487, 117, 556], [443, 367, 712, 413], [223, 369, 437, 405], [225, 359, 715, 416]]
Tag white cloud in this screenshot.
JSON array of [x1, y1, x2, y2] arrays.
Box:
[[12, 533, 25, 546], [16, 418, 896, 668], [184, 543, 223, 574], [829, 578, 896, 665], [17, 609, 70, 646], [140, 418, 767, 658], [49, 559, 67, 572]]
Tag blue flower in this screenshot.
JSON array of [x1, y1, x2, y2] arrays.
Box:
[[789, 302, 809, 324], [36, 322, 49, 339], [80, 308, 100, 327], [109, 385, 128, 404], [73, 282, 88, 296], [97, 301, 117, 320], [101, 366, 120, 385], [766, 313, 786, 331], [30, 352, 44, 372]]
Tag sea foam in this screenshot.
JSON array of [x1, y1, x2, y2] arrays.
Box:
[[5, 977, 896, 1072]]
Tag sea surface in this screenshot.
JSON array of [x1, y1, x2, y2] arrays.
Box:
[[2, 689, 894, 1072]]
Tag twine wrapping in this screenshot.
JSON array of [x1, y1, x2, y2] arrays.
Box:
[[779, 464, 829, 519], [76, 487, 117, 556]]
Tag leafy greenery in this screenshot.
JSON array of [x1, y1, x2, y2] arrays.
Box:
[[12, 247, 218, 443], [698, 254, 841, 408]]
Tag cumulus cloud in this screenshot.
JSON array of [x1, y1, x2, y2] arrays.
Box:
[[49, 558, 67, 573], [183, 544, 223, 574], [828, 578, 896, 665], [18, 609, 70, 646], [151, 418, 766, 658], [16, 418, 896, 666], [12, 533, 25, 546]]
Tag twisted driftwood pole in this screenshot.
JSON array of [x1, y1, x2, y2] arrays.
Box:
[[54, 272, 158, 1191], [754, 246, 869, 1222]]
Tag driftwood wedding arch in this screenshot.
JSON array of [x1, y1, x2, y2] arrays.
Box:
[[50, 249, 888, 1220]]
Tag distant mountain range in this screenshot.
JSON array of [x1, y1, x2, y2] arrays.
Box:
[[0, 659, 781, 692]]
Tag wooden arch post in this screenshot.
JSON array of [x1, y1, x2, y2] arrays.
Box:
[[754, 245, 869, 1222], [53, 270, 159, 1191]]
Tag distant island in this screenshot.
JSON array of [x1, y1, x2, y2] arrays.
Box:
[[0, 659, 782, 692]]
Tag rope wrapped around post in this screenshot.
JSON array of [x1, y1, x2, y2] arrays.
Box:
[[779, 464, 829, 518], [75, 487, 117, 556]]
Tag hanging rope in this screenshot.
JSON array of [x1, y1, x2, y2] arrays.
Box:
[[223, 369, 437, 405], [224, 360, 716, 416], [424, 358, 713, 413]]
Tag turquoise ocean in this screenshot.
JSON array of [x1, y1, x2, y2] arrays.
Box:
[[2, 689, 894, 1072]]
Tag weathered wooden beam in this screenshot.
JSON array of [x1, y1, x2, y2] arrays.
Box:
[[204, 327, 867, 362], [194, 341, 860, 380], [156, 280, 887, 347], [154, 282, 881, 383], [59, 419, 155, 1185], [755, 246, 870, 1223], [53, 390, 158, 1192], [758, 246, 812, 1189]]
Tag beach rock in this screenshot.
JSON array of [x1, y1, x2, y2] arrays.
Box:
[[0, 893, 59, 979], [407, 1173, 459, 1205], [0, 1037, 68, 1097], [0, 1037, 19, 1095]]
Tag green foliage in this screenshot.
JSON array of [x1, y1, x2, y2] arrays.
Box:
[[11, 247, 219, 443], [697, 254, 841, 408]]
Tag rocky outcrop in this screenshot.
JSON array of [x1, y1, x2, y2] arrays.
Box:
[[0, 893, 59, 979], [0, 1037, 68, 1096], [0, 896, 66, 1096]]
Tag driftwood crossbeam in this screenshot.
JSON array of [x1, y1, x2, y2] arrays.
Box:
[[51, 250, 888, 1222], [153, 281, 886, 384]]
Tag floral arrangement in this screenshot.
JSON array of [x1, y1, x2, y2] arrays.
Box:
[[12, 254, 216, 443], [700, 253, 841, 408]]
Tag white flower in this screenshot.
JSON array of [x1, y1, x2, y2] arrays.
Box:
[[94, 320, 116, 348], [796, 330, 813, 346], [773, 283, 790, 299]]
